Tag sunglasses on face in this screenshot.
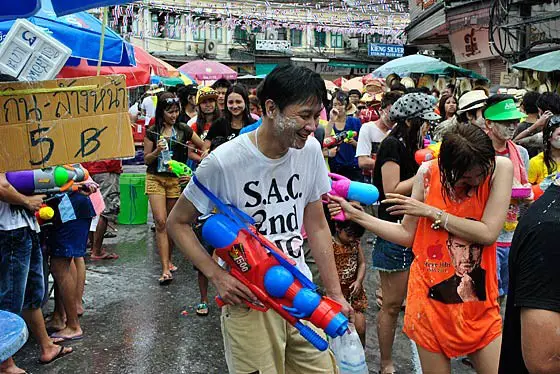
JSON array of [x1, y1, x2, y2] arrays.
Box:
[[164, 97, 180, 104], [547, 115, 560, 127]]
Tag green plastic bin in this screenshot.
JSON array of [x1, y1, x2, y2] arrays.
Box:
[[118, 173, 149, 225]]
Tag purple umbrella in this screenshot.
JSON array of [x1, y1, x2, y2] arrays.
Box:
[[178, 60, 238, 81]]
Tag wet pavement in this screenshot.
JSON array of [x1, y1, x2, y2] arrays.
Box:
[[14, 182, 476, 373]]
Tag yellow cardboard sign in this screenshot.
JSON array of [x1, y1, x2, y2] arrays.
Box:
[[0, 75, 134, 172]]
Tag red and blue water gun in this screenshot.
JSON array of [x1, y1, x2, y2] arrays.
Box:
[[193, 176, 349, 351]]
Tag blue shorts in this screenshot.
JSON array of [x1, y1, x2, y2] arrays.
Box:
[[372, 237, 413, 272], [47, 218, 92, 258], [496, 245, 510, 297], [0, 227, 44, 313]]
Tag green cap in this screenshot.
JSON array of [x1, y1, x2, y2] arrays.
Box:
[[484, 99, 527, 121]]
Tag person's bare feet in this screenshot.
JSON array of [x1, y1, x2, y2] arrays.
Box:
[[76, 305, 84, 316], [40, 344, 73, 364], [0, 358, 26, 374], [45, 314, 66, 332], [50, 326, 83, 340]]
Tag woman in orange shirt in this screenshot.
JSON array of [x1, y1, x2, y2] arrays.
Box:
[[329, 124, 514, 373]]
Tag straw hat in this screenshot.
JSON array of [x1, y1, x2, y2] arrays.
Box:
[[385, 73, 400, 89], [401, 77, 416, 89], [457, 90, 488, 114], [363, 78, 384, 94], [418, 75, 434, 89]]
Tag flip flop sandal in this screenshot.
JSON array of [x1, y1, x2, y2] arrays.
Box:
[[196, 303, 209, 316], [90, 252, 119, 260], [39, 345, 73, 365], [49, 332, 83, 342], [104, 232, 117, 238], [169, 264, 178, 273], [158, 273, 173, 285]]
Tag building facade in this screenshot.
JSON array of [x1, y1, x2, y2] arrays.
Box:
[[405, 0, 560, 86], [102, 0, 409, 78]]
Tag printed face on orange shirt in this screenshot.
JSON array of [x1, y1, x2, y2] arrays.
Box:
[[447, 236, 483, 277]]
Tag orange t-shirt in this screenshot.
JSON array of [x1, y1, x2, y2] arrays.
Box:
[[403, 161, 501, 358]]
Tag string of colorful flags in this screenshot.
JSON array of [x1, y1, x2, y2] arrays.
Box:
[[104, 0, 408, 42]]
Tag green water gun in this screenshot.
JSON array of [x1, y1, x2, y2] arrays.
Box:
[[166, 160, 193, 177]]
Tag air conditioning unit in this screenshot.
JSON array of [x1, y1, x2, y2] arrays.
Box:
[[345, 39, 359, 49], [267, 30, 279, 40], [204, 39, 217, 56]]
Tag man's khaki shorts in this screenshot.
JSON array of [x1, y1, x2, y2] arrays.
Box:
[[145, 173, 181, 199], [221, 305, 339, 374]]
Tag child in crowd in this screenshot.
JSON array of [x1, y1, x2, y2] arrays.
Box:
[[192, 136, 228, 316], [332, 219, 368, 346]]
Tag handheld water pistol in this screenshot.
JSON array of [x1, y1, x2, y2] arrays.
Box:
[[166, 160, 192, 177], [414, 142, 441, 165], [322, 130, 357, 149], [201, 214, 349, 351], [5, 164, 89, 195], [326, 173, 379, 221], [35, 204, 55, 226]]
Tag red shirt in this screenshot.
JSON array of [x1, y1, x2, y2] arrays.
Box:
[[82, 160, 122, 175]]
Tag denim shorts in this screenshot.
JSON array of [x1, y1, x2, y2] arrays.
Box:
[[0, 227, 44, 313], [46, 218, 92, 258], [496, 245, 510, 297], [372, 237, 413, 272]]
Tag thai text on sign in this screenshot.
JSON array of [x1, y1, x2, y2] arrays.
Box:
[[0, 75, 135, 172]]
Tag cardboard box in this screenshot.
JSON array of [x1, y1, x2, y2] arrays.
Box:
[[0, 19, 71, 81], [0, 75, 135, 172]]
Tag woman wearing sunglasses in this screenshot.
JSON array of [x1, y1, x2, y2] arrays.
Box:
[[144, 92, 205, 284]]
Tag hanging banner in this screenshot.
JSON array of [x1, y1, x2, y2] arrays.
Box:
[[449, 27, 497, 64], [0, 75, 135, 172]]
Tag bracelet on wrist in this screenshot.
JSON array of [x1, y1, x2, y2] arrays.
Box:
[[431, 210, 444, 230]]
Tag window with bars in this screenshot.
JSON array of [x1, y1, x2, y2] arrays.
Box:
[[315, 31, 326, 47], [290, 29, 303, 47], [234, 26, 248, 43], [210, 22, 223, 41], [193, 19, 206, 41], [277, 28, 287, 40], [331, 33, 343, 48]]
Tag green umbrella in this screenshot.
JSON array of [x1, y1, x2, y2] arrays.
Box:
[[373, 55, 488, 80], [512, 50, 560, 72]]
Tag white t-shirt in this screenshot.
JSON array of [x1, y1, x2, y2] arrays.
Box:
[[141, 96, 156, 125], [0, 202, 39, 232], [183, 134, 331, 280], [355, 121, 388, 158]]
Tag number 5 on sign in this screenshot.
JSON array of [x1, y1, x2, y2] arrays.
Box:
[[0, 75, 134, 172]]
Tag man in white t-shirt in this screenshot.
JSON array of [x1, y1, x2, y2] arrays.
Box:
[[355, 91, 401, 180], [167, 65, 353, 374]]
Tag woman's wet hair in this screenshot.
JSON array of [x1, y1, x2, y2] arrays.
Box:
[[390, 116, 426, 155], [439, 124, 496, 200]]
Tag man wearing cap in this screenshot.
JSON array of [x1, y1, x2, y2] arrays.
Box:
[[484, 95, 531, 304], [433, 90, 488, 141], [348, 89, 362, 107]]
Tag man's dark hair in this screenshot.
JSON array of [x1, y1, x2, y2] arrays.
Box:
[[521, 91, 540, 115], [536, 92, 560, 115], [0, 73, 18, 82], [348, 89, 362, 98], [257, 65, 328, 117], [484, 94, 515, 118], [177, 84, 198, 108], [335, 219, 365, 238], [211, 78, 232, 90], [381, 91, 402, 109]]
